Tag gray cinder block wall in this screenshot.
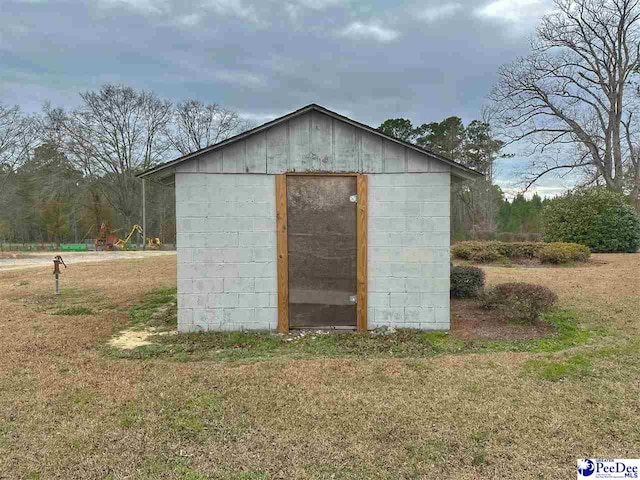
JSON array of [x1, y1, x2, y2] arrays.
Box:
[[367, 173, 451, 330], [175, 170, 450, 332], [175, 173, 278, 331]]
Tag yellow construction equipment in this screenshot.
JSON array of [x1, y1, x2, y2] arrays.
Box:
[[114, 225, 161, 249]]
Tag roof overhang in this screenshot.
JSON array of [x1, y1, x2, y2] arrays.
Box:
[[137, 104, 484, 182]]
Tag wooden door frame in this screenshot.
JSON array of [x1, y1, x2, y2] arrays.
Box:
[[275, 173, 368, 333]]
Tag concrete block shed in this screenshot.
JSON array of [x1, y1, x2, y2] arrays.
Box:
[[138, 104, 482, 333]]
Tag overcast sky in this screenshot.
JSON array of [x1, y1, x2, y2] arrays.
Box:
[[1, 0, 574, 197]]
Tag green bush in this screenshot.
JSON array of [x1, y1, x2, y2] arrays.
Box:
[[451, 265, 485, 298], [471, 231, 544, 242], [538, 243, 591, 264], [451, 241, 506, 263], [482, 283, 558, 323], [453, 240, 590, 264], [543, 188, 640, 253], [508, 242, 544, 259]]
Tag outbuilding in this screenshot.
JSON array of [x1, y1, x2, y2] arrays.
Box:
[[139, 104, 482, 333]]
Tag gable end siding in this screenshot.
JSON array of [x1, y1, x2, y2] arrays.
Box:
[[178, 111, 450, 175]]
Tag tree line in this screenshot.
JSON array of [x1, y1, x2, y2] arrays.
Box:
[[0, 87, 251, 245], [1, 0, 638, 245]]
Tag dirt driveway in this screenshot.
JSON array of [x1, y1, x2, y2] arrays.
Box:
[[0, 250, 175, 272]]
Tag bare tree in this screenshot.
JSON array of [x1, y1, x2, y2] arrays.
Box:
[[489, 0, 640, 206], [0, 103, 38, 190], [166, 100, 250, 155], [46, 85, 172, 225]]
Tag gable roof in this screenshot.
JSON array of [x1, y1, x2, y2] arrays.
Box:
[[137, 103, 483, 180]]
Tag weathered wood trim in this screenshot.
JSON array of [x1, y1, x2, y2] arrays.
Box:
[[275, 175, 289, 333], [285, 172, 358, 176], [356, 174, 368, 332]]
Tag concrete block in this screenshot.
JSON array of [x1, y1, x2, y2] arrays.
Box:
[[369, 262, 394, 277], [181, 294, 208, 309], [193, 278, 223, 294], [405, 278, 432, 293], [238, 293, 271, 307], [402, 248, 433, 263], [223, 277, 255, 293], [238, 262, 276, 278], [205, 263, 240, 278], [192, 310, 209, 331], [404, 307, 435, 323], [207, 217, 254, 233], [237, 202, 273, 218], [391, 263, 423, 278], [369, 247, 396, 263], [177, 263, 195, 279], [177, 279, 193, 294], [368, 292, 391, 307], [251, 186, 275, 202], [389, 293, 421, 307], [369, 217, 407, 232], [253, 247, 276, 263], [177, 248, 193, 264], [369, 277, 405, 293], [421, 293, 449, 308], [253, 217, 276, 232], [239, 232, 276, 247], [207, 293, 239, 308], [374, 308, 404, 324], [269, 293, 278, 307], [422, 202, 450, 217], [434, 307, 450, 325], [255, 277, 277, 293], [432, 278, 450, 293], [205, 233, 239, 248], [255, 308, 277, 327], [223, 308, 256, 325], [194, 248, 252, 263]]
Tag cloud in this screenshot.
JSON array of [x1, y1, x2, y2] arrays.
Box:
[[238, 110, 287, 123], [98, 0, 166, 14], [214, 70, 267, 88], [173, 13, 203, 27], [202, 0, 258, 21], [97, 0, 258, 22], [294, 0, 344, 9], [339, 21, 400, 43], [500, 185, 567, 199], [475, 0, 552, 23], [418, 3, 462, 22]]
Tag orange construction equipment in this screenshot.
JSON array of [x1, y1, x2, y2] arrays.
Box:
[[94, 222, 119, 251], [95, 222, 161, 250]]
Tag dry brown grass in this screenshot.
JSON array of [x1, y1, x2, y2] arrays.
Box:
[[0, 254, 638, 479]]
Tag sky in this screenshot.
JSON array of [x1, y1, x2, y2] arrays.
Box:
[[0, 0, 574, 197]]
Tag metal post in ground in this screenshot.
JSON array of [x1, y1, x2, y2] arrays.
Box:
[[142, 178, 147, 251], [53, 256, 66, 295]]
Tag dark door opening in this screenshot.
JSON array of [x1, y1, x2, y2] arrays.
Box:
[[286, 175, 358, 329]]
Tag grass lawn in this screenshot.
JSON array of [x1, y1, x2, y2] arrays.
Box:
[[0, 254, 638, 479]]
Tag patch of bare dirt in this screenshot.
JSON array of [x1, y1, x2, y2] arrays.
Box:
[[109, 327, 176, 350], [450, 298, 556, 341], [109, 329, 154, 349]]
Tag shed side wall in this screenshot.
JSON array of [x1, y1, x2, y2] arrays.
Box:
[[175, 173, 277, 332], [368, 173, 451, 330]]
